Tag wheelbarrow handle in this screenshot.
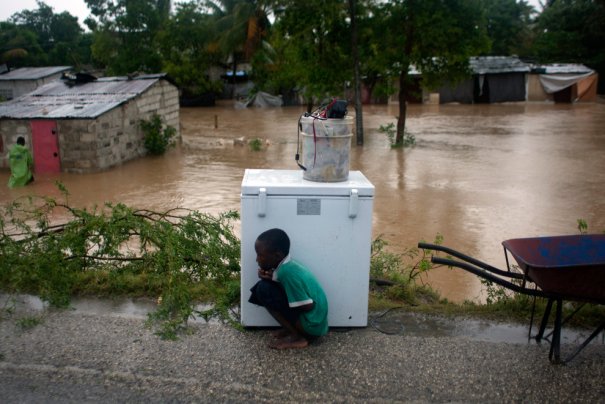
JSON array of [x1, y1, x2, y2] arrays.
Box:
[[431, 256, 550, 298], [418, 243, 525, 280]]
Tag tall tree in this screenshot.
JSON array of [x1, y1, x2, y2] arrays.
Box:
[[483, 0, 535, 56], [533, 0, 605, 92], [0, 22, 45, 66], [349, 0, 364, 145], [204, 0, 271, 95], [3, 1, 90, 68], [85, 0, 172, 74], [373, 0, 489, 144], [259, 0, 352, 109], [156, 2, 223, 97]]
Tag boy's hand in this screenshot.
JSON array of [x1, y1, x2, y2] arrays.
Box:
[[258, 268, 273, 280]]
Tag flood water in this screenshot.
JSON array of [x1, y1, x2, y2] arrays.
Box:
[[2, 101, 605, 302]]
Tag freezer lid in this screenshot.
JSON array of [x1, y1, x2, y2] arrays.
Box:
[[241, 169, 375, 197]]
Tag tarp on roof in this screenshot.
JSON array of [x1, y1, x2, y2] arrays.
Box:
[[235, 91, 283, 108], [539, 72, 594, 94], [528, 64, 597, 102], [0, 74, 168, 119]]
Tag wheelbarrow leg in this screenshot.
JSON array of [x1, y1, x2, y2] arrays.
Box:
[[562, 321, 605, 363], [535, 298, 554, 342], [549, 298, 563, 364]]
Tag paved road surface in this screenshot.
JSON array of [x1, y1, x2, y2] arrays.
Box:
[[1, 305, 604, 402]]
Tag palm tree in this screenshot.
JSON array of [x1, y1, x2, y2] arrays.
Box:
[[205, 0, 271, 96]]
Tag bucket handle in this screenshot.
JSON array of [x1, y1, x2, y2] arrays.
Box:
[[296, 113, 327, 171]]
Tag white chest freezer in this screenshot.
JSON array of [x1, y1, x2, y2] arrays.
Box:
[[240, 169, 375, 327]]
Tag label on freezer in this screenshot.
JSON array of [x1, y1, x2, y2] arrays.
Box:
[[297, 198, 321, 215]]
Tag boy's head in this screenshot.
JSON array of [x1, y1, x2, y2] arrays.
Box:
[[255, 228, 290, 271], [17, 137, 25, 146]]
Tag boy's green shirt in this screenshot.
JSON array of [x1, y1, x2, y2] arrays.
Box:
[[275, 259, 329, 336]]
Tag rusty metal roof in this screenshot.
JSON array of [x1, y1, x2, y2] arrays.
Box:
[[0, 74, 169, 120], [0, 66, 72, 81]]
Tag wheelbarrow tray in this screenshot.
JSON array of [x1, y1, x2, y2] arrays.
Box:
[[502, 234, 605, 304]]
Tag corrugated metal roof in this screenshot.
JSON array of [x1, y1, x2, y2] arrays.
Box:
[[0, 74, 167, 119], [0, 66, 72, 81], [531, 63, 594, 74], [470, 56, 530, 74]]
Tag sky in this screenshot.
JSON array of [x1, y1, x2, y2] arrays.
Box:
[[0, 1, 91, 25], [0, 0, 544, 27]]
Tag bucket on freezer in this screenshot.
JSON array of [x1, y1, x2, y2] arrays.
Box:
[[300, 116, 353, 182]]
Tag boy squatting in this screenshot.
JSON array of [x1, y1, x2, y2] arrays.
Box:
[[248, 228, 328, 349]]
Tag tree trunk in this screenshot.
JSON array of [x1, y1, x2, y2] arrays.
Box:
[[306, 99, 314, 113], [396, 69, 408, 145], [365, 78, 377, 103], [231, 55, 237, 99], [349, 0, 364, 145]]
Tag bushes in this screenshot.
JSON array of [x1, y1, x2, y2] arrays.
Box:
[[0, 184, 240, 339], [370, 234, 443, 307], [140, 114, 177, 155]]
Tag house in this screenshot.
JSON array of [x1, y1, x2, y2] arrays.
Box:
[[0, 73, 179, 174], [438, 56, 530, 104], [527, 64, 598, 103], [0, 65, 72, 101]]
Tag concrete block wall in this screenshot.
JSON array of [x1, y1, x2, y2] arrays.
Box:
[[58, 106, 146, 173], [135, 80, 180, 138], [59, 79, 180, 173]]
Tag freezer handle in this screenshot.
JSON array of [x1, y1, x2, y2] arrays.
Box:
[[258, 188, 267, 217], [349, 189, 359, 218]]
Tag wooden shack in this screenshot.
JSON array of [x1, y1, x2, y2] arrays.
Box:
[[438, 56, 530, 104]]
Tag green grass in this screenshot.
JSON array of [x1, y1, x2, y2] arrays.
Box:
[[248, 138, 263, 151], [16, 315, 43, 330]]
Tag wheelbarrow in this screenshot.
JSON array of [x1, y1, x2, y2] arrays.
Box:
[[419, 234, 605, 364]]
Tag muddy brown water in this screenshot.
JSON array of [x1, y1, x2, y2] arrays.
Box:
[[2, 101, 605, 302]]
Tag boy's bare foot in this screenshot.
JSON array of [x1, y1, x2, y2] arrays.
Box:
[[268, 335, 309, 349], [271, 328, 291, 339]]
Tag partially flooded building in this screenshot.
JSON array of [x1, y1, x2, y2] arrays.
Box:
[[527, 64, 598, 103], [0, 73, 179, 173], [439, 56, 530, 104], [0, 65, 72, 101]]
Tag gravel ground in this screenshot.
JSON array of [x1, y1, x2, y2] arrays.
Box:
[[1, 307, 604, 403]]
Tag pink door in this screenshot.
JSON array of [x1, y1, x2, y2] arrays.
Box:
[[31, 120, 61, 173]]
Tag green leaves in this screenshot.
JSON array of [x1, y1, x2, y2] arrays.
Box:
[[0, 188, 241, 339], [533, 0, 605, 80], [139, 113, 177, 155], [2, 3, 90, 68]]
